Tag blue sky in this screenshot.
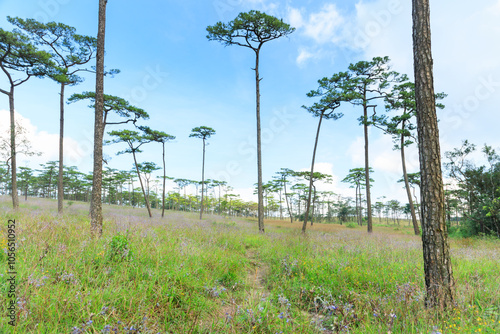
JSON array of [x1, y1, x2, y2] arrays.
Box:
[[1, 0, 499, 202]]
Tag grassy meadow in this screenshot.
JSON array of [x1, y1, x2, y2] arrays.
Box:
[[0, 196, 499, 333]]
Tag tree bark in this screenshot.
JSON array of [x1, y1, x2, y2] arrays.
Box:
[[9, 87, 19, 210], [90, 0, 108, 238], [401, 126, 420, 235], [58, 83, 65, 214], [303, 111, 324, 232], [363, 101, 373, 232], [255, 48, 264, 233], [412, 0, 455, 308]]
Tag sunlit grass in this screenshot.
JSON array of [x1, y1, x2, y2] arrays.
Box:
[[0, 196, 499, 333]]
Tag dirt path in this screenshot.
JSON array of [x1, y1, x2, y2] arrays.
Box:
[[219, 250, 270, 320], [246, 251, 269, 299]]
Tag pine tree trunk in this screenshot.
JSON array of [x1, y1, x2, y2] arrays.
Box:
[[58, 83, 65, 214], [90, 0, 108, 238], [412, 0, 455, 308], [363, 101, 373, 232], [358, 186, 363, 226], [401, 128, 420, 235], [283, 176, 293, 223], [303, 111, 324, 232], [311, 185, 317, 226], [255, 48, 264, 233], [132, 150, 152, 217], [9, 87, 19, 210], [9, 85, 19, 210]]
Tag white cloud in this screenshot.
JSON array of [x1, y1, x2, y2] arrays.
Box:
[[0, 109, 91, 170], [300, 4, 345, 44], [230, 186, 257, 202], [345, 133, 421, 203], [288, 7, 304, 29], [347, 133, 419, 174], [351, 0, 500, 149], [296, 48, 314, 66], [348, 136, 365, 167]]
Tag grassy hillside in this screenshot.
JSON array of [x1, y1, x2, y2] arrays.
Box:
[[1, 196, 499, 333]]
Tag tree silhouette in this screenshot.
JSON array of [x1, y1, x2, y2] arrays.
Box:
[[412, 0, 455, 308], [275, 168, 295, 223], [381, 80, 446, 235], [346, 56, 399, 233], [294, 171, 332, 226], [342, 167, 374, 226], [301, 72, 350, 232], [68, 92, 149, 135], [190, 126, 216, 220], [140, 126, 175, 218], [107, 129, 153, 217], [136, 161, 160, 203], [7, 17, 103, 214], [0, 27, 52, 209], [207, 10, 294, 232]]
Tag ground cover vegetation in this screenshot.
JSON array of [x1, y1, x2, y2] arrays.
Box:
[[0, 197, 499, 333]]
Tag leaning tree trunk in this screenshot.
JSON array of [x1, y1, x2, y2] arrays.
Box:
[[363, 101, 373, 232], [255, 47, 264, 233], [57, 83, 65, 214], [132, 150, 152, 218], [303, 111, 324, 232], [283, 176, 293, 223], [412, 0, 455, 308], [311, 184, 317, 226], [90, 0, 108, 238], [401, 127, 420, 235], [9, 87, 19, 210]]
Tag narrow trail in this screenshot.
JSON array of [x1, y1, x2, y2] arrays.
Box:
[[219, 250, 270, 320], [246, 250, 269, 299]]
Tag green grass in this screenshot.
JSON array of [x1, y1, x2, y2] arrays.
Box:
[[0, 196, 499, 333]]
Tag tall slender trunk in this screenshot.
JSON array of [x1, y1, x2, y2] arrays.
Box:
[[58, 83, 65, 214], [162, 143, 166, 218], [132, 150, 152, 217], [311, 185, 317, 226], [401, 130, 420, 235], [297, 195, 301, 221], [9, 87, 19, 210], [279, 189, 283, 220], [357, 185, 362, 225], [218, 186, 222, 214], [303, 111, 324, 232], [413, 0, 455, 308], [363, 101, 373, 232], [200, 137, 206, 220], [255, 48, 264, 232], [131, 178, 135, 208], [90, 0, 108, 238], [283, 176, 293, 223]]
